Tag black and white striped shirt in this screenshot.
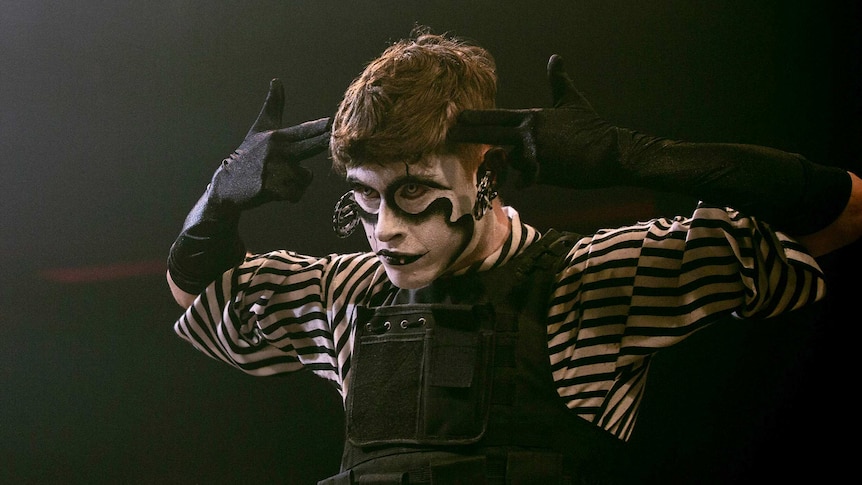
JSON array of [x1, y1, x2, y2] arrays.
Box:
[[174, 204, 824, 440]]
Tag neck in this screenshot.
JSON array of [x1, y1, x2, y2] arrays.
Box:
[[478, 202, 511, 258]]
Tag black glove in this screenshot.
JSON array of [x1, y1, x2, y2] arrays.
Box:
[[168, 78, 330, 295], [449, 55, 851, 236]]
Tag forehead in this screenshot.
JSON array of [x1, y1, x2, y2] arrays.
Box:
[[345, 154, 468, 187]]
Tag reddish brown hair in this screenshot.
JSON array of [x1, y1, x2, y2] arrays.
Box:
[[330, 28, 497, 175]]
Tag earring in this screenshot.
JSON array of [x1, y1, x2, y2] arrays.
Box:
[[472, 170, 498, 220], [332, 191, 360, 238]]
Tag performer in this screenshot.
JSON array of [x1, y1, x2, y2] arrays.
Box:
[[166, 29, 861, 484]]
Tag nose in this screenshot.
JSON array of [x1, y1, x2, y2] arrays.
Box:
[[374, 201, 406, 243]]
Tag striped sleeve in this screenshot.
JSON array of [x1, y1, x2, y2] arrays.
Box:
[[545, 204, 826, 440], [173, 249, 389, 392]]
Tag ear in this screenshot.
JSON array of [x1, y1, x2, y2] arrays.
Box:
[[479, 146, 509, 184]]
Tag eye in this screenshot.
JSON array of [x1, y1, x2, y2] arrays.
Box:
[[351, 185, 381, 213], [398, 183, 428, 200], [353, 185, 379, 200]]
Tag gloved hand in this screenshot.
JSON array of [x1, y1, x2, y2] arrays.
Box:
[[168, 79, 330, 295], [450, 54, 628, 189], [449, 55, 851, 236], [209, 79, 329, 209]]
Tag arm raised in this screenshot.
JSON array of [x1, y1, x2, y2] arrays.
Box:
[[167, 79, 330, 306]]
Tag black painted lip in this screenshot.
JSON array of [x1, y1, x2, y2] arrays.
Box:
[[377, 250, 424, 266]]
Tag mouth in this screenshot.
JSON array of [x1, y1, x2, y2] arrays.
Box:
[[377, 250, 424, 266]]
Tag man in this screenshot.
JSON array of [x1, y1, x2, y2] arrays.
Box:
[[167, 30, 861, 484]]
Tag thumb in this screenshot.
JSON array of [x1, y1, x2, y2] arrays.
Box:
[[249, 78, 284, 134], [547, 55, 593, 111]]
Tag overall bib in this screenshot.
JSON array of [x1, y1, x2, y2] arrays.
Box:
[[320, 230, 627, 485]]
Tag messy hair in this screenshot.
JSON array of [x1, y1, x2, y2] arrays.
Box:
[[330, 27, 497, 175]]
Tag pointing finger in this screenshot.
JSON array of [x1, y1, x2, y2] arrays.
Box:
[[249, 78, 285, 134], [547, 55, 594, 111]]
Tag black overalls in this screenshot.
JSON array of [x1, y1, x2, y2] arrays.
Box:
[[320, 231, 628, 485]]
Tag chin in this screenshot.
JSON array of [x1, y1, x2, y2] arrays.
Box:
[[384, 267, 436, 290]]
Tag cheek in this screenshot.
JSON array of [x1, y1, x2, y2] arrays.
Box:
[[444, 213, 474, 261], [415, 218, 466, 250], [360, 220, 377, 248], [414, 202, 474, 262], [450, 192, 474, 223]]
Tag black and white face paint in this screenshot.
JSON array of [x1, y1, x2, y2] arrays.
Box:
[[345, 154, 484, 289]]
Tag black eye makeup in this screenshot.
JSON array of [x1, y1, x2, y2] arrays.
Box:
[[349, 176, 450, 216]]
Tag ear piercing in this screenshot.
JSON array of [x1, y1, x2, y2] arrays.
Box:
[[333, 191, 360, 238], [472, 170, 498, 220]]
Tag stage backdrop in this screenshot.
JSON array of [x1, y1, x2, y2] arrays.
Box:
[[1, 1, 859, 483]]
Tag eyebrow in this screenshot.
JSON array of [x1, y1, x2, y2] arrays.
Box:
[[345, 175, 364, 186], [346, 174, 451, 192]]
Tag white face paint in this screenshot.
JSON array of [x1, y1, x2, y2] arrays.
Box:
[[346, 153, 486, 289]]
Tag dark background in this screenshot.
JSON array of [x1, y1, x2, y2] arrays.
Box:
[[2, 1, 859, 483]]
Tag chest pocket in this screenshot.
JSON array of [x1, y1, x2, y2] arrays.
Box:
[[346, 303, 495, 447]]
